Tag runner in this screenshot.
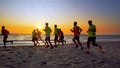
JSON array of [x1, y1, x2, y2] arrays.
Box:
[[1, 26, 13, 48], [70, 21, 83, 49], [43, 23, 53, 49], [54, 25, 59, 47], [58, 29, 65, 45], [32, 29, 39, 46], [85, 20, 104, 54], [36, 29, 45, 44]]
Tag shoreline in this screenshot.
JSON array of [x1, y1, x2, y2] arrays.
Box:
[[0, 40, 120, 47]]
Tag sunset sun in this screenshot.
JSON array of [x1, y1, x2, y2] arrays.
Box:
[[36, 24, 42, 29]]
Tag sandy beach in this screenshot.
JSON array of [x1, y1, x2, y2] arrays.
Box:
[[0, 41, 120, 68]]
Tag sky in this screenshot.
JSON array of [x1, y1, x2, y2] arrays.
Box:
[[0, 0, 120, 35]]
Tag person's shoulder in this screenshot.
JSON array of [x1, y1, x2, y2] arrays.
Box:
[[48, 26, 51, 29], [77, 26, 80, 28], [76, 26, 81, 29], [92, 24, 96, 27], [6, 29, 9, 31]]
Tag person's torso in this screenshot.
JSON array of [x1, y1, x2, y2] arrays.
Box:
[[37, 31, 41, 38], [88, 25, 96, 37], [1, 29, 9, 36], [54, 28, 59, 35], [32, 31, 37, 38], [73, 26, 80, 36], [59, 31, 64, 37], [45, 26, 52, 35]]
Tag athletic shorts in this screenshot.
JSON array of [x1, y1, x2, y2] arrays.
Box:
[[87, 37, 96, 43], [32, 37, 38, 42], [54, 35, 58, 40], [45, 36, 50, 41], [73, 36, 79, 41]]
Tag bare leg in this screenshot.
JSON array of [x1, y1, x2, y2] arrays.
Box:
[[49, 40, 53, 49], [72, 39, 78, 48], [45, 40, 49, 48], [77, 40, 83, 49], [3, 41, 6, 48], [3, 38, 7, 48]]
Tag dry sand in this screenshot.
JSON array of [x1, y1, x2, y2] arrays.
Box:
[[0, 41, 120, 68]]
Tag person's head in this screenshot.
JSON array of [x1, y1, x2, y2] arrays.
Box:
[[54, 25, 57, 28], [58, 29, 61, 32], [2, 26, 5, 29], [88, 20, 93, 26], [45, 23, 48, 26], [33, 29, 36, 32], [36, 29, 39, 31], [74, 21, 77, 26]]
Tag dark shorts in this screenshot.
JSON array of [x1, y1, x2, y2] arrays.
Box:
[[32, 37, 38, 42], [87, 37, 96, 43], [73, 36, 79, 41], [45, 36, 50, 41], [87, 37, 99, 46], [54, 35, 58, 40], [59, 36, 64, 41]]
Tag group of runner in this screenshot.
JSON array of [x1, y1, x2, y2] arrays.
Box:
[[1, 20, 104, 54], [32, 20, 103, 53]]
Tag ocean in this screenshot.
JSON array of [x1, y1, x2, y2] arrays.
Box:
[[0, 34, 120, 46]]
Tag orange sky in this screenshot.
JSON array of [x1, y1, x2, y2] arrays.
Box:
[[0, 20, 120, 35], [0, 0, 120, 35]]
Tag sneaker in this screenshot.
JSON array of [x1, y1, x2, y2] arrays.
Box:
[[75, 45, 78, 48], [81, 47, 84, 50], [100, 50, 105, 53], [11, 41, 13, 44], [54, 45, 57, 47], [99, 45, 102, 50], [34, 43, 37, 46], [50, 46, 54, 49], [64, 41, 66, 44], [85, 51, 90, 54], [45, 45, 50, 48], [3, 46, 6, 48]]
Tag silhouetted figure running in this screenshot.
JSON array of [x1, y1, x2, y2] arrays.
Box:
[[54, 25, 59, 47], [43, 23, 53, 49], [85, 20, 104, 54], [1, 26, 13, 48], [32, 29, 39, 46], [36, 29, 45, 44], [58, 29, 65, 45], [70, 21, 83, 49]]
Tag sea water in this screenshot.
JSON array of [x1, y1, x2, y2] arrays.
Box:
[[0, 34, 120, 46]]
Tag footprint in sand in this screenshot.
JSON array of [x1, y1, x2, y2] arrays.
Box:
[[4, 64, 15, 68], [39, 61, 47, 65], [7, 57, 13, 60], [93, 60, 105, 67], [9, 51, 14, 53], [0, 54, 5, 57]]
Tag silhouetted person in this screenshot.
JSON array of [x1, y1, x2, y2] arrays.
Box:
[[54, 25, 59, 47], [70, 21, 83, 49], [36, 29, 45, 44], [1, 26, 13, 48], [85, 20, 103, 54], [32, 29, 39, 46], [43, 23, 53, 49], [58, 29, 65, 45]]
